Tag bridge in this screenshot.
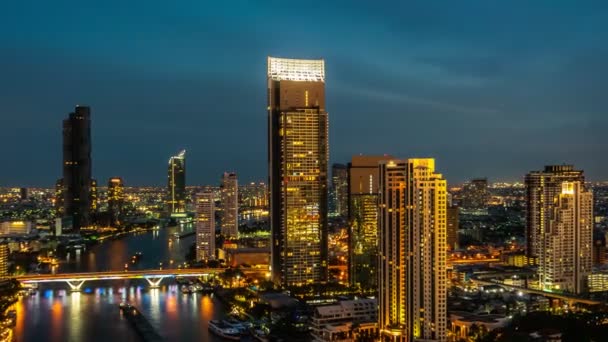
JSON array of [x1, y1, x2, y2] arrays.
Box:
[[472, 277, 601, 306], [15, 268, 229, 291]]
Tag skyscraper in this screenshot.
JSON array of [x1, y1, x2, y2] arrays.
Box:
[[460, 178, 488, 212], [525, 165, 584, 258], [378, 159, 447, 342], [268, 56, 329, 286], [107, 177, 125, 227], [347, 155, 389, 290], [526, 167, 593, 294], [196, 191, 216, 261], [167, 150, 186, 215], [331, 163, 348, 217], [220, 172, 239, 239], [60, 105, 93, 233]]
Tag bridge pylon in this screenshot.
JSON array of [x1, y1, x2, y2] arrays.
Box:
[[66, 280, 86, 292], [144, 276, 164, 288]]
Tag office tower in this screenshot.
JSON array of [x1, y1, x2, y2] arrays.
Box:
[[90, 179, 98, 213], [447, 206, 459, 250], [60, 105, 93, 232], [167, 150, 186, 215], [196, 192, 216, 261], [220, 172, 239, 239], [268, 56, 329, 286], [347, 155, 389, 289], [331, 163, 348, 217], [0, 243, 8, 279], [525, 165, 584, 258], [538, 181, 592, 294], [379, 159, 447, 342], [460, 178, 488, 211], [107, 177, 125, 227]]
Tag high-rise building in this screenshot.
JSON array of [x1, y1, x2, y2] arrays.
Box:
[[60, 105, 93, 233], [378, 159, 447, 342], [447, 205, 459, 250], [525, 165, 584, 258], [220, 172, 239, 239], [347, 155, 389, 290], [0, 243, 8, 279], [331, 163, 348, 217], [19, 188, 27, 201], [90, 179, 98, 213], [167, 150, 186, 215], [268, 56, 329, 286], [460, 178, 488, 211], [538, 181, 592, 294], [108, 177, 125, 227], [196, 192, 216, 261]]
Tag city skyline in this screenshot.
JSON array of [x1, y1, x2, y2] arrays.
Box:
[[2, 2, 608, 186]]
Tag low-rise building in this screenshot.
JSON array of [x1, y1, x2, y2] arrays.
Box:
[[310, 298, 377, 342], [0, 221, 33, 236]]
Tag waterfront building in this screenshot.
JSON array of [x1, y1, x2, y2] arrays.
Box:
[[107, 177, 125, 227], [220, 172, 239, 239], [59, 105, 94, 232], [267, 56, 329, 286], [311, 298, 378, 342], [195, 191, 216, 261], [167, 150, 187, 215]]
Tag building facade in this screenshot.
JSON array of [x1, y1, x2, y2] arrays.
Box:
[[331, 163, 348, 217], [459, 178, 488, 212], [107, 177, 125, 227], [538, 181, 592, 294], [446, 205, 459, 250], [60, 105, 94, 232], [311, 298, 378, 342], [525, 165, 585, 258], [379, 159, 447, 342], [348, 155, 389, 290], [0, 243, 8, 279], [196, 191, 216, 261], [268, 56, 329, 286], [167, 150, 186, 215], [220, 172, 239, 239]]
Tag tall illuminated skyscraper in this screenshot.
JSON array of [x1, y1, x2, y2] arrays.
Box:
[[167, 150, 186, 215], [60, 105, 94, 233], [220, 172, 239, 239], [107, 177, 125, 227], [526, 165, 593, 294], [196, 191, 216, 261], [347, 155, 389, 289], [525, 165, 584, 258], [379, 159, 447, 342], [267, 56, 329, 286]]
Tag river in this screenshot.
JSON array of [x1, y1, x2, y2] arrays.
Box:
[[12, 224, 229, 342]]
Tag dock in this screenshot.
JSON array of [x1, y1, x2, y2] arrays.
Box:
[[120, 304, 164, 342]]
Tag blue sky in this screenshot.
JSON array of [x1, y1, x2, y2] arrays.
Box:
[[1, 1, 607, 186]]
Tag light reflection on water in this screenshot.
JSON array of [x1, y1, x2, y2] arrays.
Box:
[[14, 225, 226, 342]]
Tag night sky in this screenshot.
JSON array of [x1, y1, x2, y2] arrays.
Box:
[[1, 1, 607, 187]]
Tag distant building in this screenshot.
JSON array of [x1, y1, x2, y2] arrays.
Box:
[[447, 205, 460, 250], [311, 298, 378, 342], [588, 273, 608, 292], [0, 221, 33, 236], [220, 172, 239, 239], [54, 179, 64, 218], [348, 155, 389, 290], [460, 178, 489, 212], [19, 188, 27, 201], [59, 105, 94, 233], [525, 165, 584, 258], [450, 312, 510, 340], [167, 150, 186, 215], [538, 181, 592, 294], [268, 56, 328, 286], [331, 163, 348, 217], [378, 159, 447, 342], [195, 192, 215, 261], [107, 177, 125, 227], [0, 243, 8, 279]]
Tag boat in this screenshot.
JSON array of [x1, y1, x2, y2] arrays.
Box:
[[208, 320, 241, 340], [181, 286, 191, 294], [252, 328, 270, 342]]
